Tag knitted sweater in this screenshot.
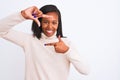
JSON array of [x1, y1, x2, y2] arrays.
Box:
[[0, 12, 89, 80]]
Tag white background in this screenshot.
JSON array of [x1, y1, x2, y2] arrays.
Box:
[[0, 0, 120, 80]]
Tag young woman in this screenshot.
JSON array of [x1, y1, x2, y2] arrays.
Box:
[[0, 5, 89, 80]]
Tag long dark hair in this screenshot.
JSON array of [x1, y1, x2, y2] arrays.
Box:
[[32, 4, 64, 39]]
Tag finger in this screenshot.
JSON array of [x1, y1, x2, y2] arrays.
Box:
[[32, 7, 42, 14], [33, 14, 52, 27], [41, 14, 53, 18], [36, 11, 43, 18], [31, 13, 41, 27], [32, 13, 37, 18], [32, 18, 40, 27], [32, 8, 43, 18], [44, 42, 56, 46], [35, 19, 40, 27], [58, 35, 62, 42]]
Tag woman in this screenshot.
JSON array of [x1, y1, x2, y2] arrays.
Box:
[[0, 4, 89, 80]]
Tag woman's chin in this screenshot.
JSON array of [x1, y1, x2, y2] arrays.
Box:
[[45, 33, 54, 37]]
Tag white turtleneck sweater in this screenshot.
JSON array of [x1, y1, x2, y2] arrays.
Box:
[[0, 12, 89, 80]]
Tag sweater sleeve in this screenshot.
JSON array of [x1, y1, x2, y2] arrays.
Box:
[[65, 40, 90, 75], [0, 12, 29, 47]]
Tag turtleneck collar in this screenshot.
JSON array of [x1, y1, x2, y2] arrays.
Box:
[[41, 32, 57, 40]]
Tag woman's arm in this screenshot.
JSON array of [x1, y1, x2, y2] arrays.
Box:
[[0, 12, 29, 47], [45, 37, 90, 75], [0, 6, 46, 47], [66, 41, 90, 75], [0, 12, 26, 35]]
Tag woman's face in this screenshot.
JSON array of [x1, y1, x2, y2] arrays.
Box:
[[41, 12, 59, 37]]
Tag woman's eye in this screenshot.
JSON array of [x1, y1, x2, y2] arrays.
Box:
[[53, 22, 57, 25], [43, 21, 48, 24], [44, 22, 47, 23]]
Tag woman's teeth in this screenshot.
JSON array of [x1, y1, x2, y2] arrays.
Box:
[[46, 30, 53, 33]]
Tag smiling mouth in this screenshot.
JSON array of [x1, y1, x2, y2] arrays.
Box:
[[46, 30, 53, 34]]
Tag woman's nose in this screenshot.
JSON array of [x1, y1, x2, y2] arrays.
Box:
[[47, 23, 52, 28]]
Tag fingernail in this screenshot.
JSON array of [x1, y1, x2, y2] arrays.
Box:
[[32, 13, 34, 15], [33, 15, 37, 18], [32, 13, 36, 18]]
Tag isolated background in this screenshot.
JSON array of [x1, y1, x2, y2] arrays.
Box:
[[0, 0, 120, 80]]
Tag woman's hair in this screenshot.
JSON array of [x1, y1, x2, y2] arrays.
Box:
[[32, 4, 64, 39]]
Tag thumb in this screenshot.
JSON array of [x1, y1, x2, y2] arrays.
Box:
[[32, 14, 40, 27], [33, 18, 40, 27], [58, 35, 62, 42]]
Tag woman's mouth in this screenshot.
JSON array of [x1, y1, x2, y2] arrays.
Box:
[[46, 30, 53, 34]]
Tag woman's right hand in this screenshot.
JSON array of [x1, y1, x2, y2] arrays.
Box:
[[21, 6, 50, 27]]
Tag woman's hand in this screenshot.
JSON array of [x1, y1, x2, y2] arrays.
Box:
[[45, 36, 69, 53], [21, 6, 50, 26]]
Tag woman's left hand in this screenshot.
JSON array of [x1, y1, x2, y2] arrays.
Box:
[[45, 36, 69, 53]]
